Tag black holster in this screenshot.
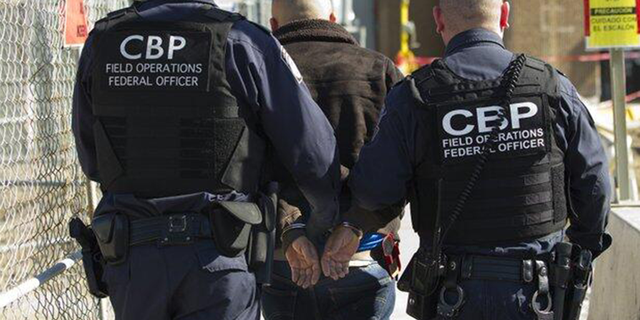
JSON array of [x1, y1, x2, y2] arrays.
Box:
[[563, 249, 593, 320], [248, 182, 278, 285], [209, 201, 263, 257], [399, 250, 445, 320], [69, 218, 109, 298], [92, 213, 130, 265]]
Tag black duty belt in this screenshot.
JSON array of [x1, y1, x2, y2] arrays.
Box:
[[129, 214, 212, 246], [459, 255, 536, 283], [438, 254, 553, 319]]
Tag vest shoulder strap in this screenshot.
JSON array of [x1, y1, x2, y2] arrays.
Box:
[[520, 55, 562, 98], [410, 63, 434, 83], [246, 20, 272, 35], [203, 7, 245, 23], [107, 7, 132, 19], [93, 6, 138, 34]]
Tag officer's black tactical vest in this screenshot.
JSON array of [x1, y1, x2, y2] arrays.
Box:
[[409, 56, 568, 245], [90, 5, 265, 198]]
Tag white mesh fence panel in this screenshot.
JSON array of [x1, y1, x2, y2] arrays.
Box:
[[0, 1, 128, 319]]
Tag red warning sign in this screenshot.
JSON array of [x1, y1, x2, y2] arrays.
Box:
[[64, 0, 88, 46]]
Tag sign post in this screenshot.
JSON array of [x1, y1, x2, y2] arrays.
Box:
[[584, 0, 640, 201], [611, 48, 631, 201]]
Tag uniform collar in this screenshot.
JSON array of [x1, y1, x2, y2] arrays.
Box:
[[444, 28, 505, 56]]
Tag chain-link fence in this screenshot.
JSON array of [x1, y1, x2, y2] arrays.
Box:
[[0, 1, 128, 319]]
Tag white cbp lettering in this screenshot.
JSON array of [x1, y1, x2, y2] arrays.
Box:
[[120, 35, 144, 60], [168, 36, 186, 60], [478, 106, 508, 133], [442, 103, 541, 137], [146, 36, 164, 60], [443, 109, 474, 136], [510, 102, 538, 129]]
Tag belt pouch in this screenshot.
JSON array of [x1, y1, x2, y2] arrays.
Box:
[[92, 213, 130, 265], [69, 218, 109, 298], [250, 185, 277, 284], [210, 201, 263, 257], [403, 252, 439, 320]]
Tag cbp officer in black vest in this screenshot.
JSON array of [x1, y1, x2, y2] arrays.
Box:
[[72, 1, 340, 319], [321, 0, 612, 319]]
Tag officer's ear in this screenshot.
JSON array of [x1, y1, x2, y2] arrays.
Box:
[[329, 12, 337, 23], [270, 18, 280, 32], [433, 6, 445, 34], [500, 1, 511, 31]]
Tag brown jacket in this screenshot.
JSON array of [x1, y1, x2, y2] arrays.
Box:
[[273, 19, 404, 248]]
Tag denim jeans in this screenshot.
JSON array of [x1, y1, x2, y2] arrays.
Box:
[[261, 261, 396, 320]]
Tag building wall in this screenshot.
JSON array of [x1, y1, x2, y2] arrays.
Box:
[[375, 0, 599, 97], [353, 0, 377, 49], [506, 1, 599, 97]]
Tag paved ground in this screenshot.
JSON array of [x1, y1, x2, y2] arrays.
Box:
[[392, 210, 420, 320]]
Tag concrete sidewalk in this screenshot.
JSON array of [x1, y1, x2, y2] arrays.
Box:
[[392, 210, 420, 320]]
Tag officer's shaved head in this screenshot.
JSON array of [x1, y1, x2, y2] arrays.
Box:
[[271, 0, 335, 30], [434, 0, 510, 45]]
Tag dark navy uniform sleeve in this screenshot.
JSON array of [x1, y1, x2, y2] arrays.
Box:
[[221, 21, 341, 237], [555, 76, 612, 255], [348, 80, 418, 212], [72, 34, 99, 182]]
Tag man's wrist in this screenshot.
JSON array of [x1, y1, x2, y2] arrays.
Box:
[[342, 206, 379, 234], [339, 221, 364, 239], [281, 224, 306, 254]]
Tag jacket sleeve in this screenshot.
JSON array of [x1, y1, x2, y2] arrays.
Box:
[[344, 80, 418, 231], [72, 34, 100, 182], [384, 57, 405, 90], [557, 76, 612, 257]]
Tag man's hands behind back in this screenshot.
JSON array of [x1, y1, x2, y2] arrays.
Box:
[[285, 236, 321, 288], [321, 225, 360, 280]]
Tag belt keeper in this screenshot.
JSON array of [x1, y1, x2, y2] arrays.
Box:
[[535, 260, 550, 295], [461, 256, 473, 279], [523, 259, 534, 283], [443, 255, 462, 290]]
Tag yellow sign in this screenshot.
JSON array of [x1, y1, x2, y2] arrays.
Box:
[[585, 0, 640, 48]]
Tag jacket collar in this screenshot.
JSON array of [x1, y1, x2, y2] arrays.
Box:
[[273, 19, 359, 46], [445, 28, 505, 56]]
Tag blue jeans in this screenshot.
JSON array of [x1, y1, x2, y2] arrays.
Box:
[[261, 261, 396, 320]]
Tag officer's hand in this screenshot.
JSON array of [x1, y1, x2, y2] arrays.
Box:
[[285, 236, 321, 289], [321, 226, 360, 280]]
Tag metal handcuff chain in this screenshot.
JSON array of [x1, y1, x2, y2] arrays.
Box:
[[434, 54, 528, 318]]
